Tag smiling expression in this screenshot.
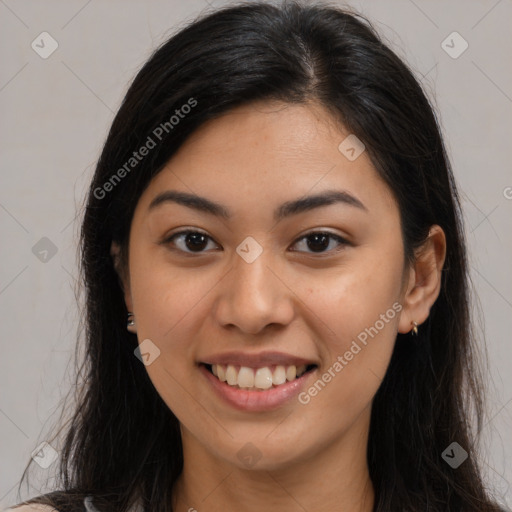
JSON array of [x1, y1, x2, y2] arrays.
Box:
[[117, 100, 412, 470]]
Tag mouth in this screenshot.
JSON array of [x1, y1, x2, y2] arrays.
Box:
[[202, 363, 318, 391]]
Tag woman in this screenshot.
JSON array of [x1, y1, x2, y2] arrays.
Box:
[[10, 1, 507, 511]]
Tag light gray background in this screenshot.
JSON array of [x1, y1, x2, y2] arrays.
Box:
[[1, 0, 511, 509]]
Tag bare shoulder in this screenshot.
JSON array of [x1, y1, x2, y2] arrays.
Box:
[[7, 505, 59, 512]]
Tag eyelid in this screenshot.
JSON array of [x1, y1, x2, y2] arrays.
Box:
[[290, 230, 350, 254], [161, 228, 219, 250], [161, 228, 350, 255], [293, 228, 350, 244]]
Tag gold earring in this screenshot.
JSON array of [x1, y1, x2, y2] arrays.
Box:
[[411, 321, 418, 336]]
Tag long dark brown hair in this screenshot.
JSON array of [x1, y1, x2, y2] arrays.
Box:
[[15, 1, 505, 511]]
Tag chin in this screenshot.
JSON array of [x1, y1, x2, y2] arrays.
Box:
[[213, 432, 319, 472]]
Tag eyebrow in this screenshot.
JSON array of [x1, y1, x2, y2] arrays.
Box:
[[148, 189, 367, 222]]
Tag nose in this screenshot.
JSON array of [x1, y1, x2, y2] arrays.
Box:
[[213, 244, 295, 335]]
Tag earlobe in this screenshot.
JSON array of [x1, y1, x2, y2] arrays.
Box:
[[126, 312, 137, 333], [398, 225, 446, 334]]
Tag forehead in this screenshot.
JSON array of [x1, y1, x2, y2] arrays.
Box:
[[137, 100, 398, 220]]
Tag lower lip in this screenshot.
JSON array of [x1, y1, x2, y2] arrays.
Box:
[[199, 364, 316, 412]]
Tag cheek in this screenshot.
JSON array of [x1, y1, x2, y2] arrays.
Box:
[[129, 248, 212, 338], [127, 251, 215, 417], [301, 248, 403, 407], [311, 244, 403, 335]]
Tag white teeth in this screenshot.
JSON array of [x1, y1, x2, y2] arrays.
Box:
[[237, 366, 254, 388], [286, 365, 297, 381], [209, 363, 312, 390], [254, 367, 273, 389], [226, 365, 238, 385], [272, 365, 287, 385], [217, 365, 226, 382]]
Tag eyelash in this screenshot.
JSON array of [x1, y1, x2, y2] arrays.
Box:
[[162, 229, 349, 256]]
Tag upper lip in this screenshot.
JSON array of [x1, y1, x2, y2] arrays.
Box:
[[200, 351, 317, 368]]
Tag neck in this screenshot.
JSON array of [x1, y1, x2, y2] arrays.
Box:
[[172, 408, 375, 512]]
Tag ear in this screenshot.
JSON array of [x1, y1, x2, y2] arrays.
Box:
[[398, 225, 447, 334], [110, 241, 134, 314]]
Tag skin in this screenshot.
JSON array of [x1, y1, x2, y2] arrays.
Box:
[[111, 100, 446, 512]]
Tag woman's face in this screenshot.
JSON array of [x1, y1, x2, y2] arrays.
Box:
[[120, 100, 413, 470]]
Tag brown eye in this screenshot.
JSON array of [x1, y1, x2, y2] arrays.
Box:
[[163, 230, 348, 256], [291, 232, 348, 255], [165, 230, 219, 253]]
